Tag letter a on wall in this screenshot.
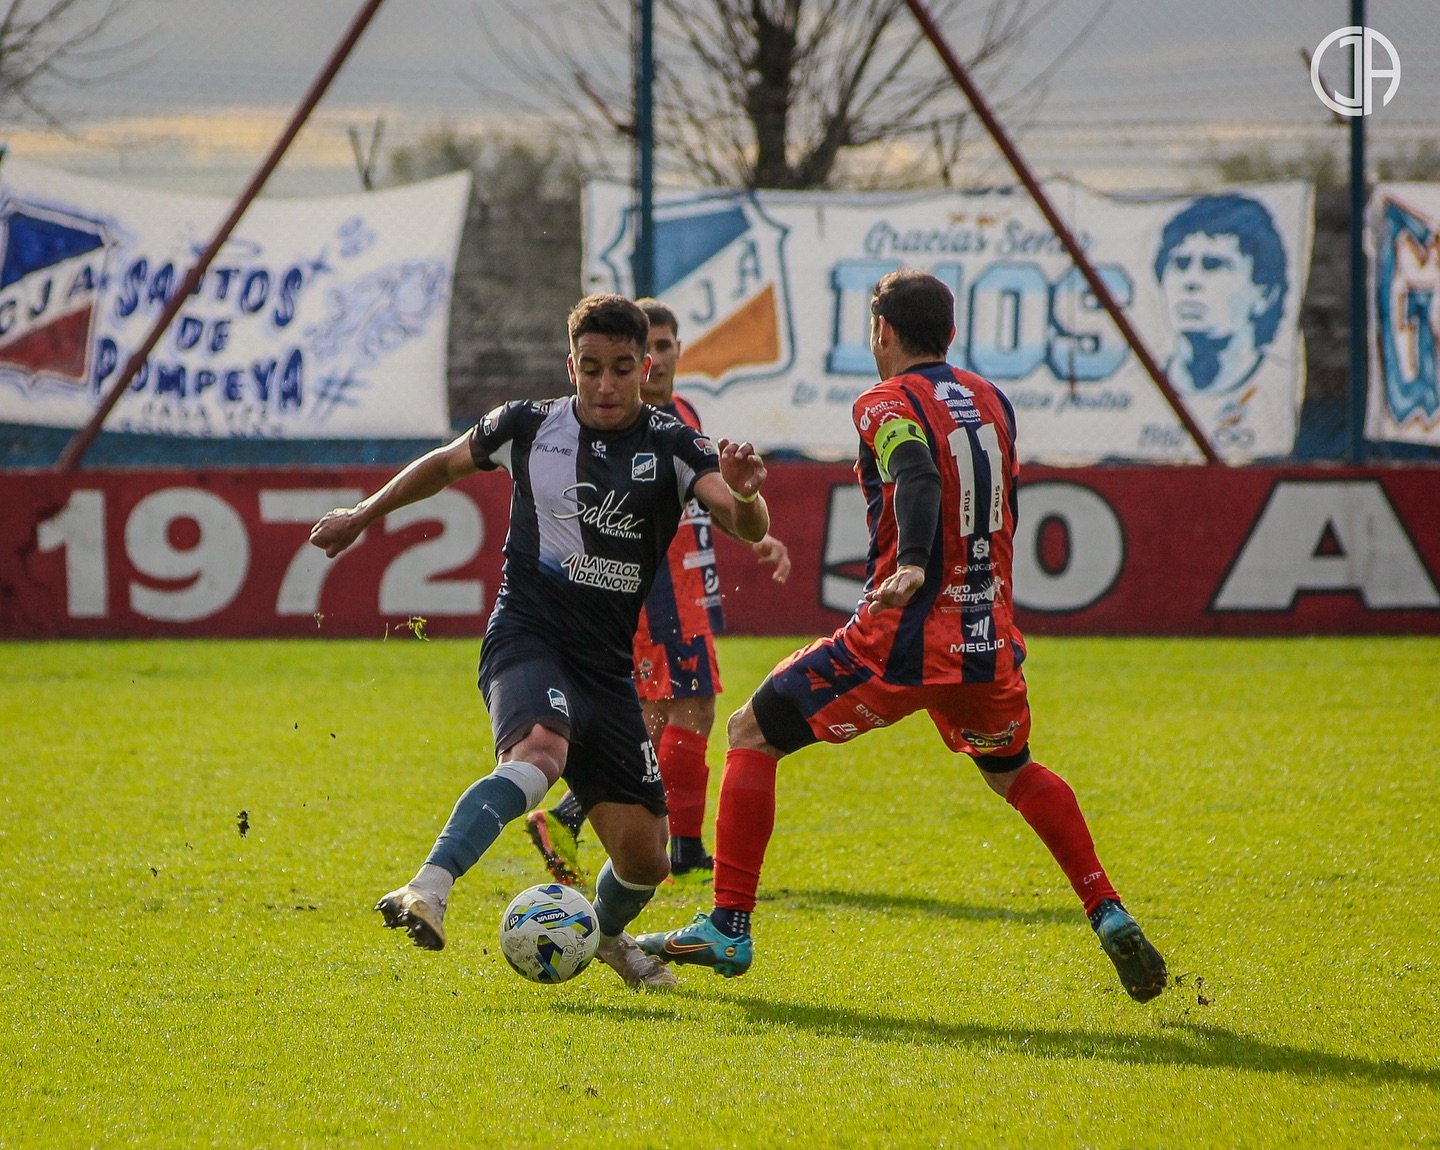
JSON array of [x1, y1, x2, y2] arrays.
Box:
[[1213, 480, 1440, 611]]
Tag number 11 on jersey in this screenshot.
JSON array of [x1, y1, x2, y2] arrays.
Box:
[[946, 423, 1005, 539]]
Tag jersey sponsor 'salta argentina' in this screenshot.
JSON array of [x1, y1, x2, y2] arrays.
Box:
[[469, 397, 720, 671], [847, 362, 1026, 686], [636, 395, 725, 645]]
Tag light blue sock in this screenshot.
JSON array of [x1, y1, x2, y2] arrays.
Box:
[[593, 859, 657, 937], [426, 763, 544, 878]]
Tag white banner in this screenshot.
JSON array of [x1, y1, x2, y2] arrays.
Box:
[[1367, 183, 1440, 448], [584, 180, 1313, 462], [0, 155, 469, 439]]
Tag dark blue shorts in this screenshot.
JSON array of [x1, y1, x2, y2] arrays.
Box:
[[479, 626, 667, 817]]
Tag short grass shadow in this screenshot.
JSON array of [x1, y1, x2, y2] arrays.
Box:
[[727, 993, 1440, 1089], [770, 886, 1075, 927]]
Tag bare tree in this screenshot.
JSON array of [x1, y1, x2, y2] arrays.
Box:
[[0, 0, 147, 130], [387, 129, 586, 415], [466, 0, 1112, 190]]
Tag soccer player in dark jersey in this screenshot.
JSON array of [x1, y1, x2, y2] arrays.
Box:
[[525, 298, 791, 887], [637, 270, 1168, 1004], [309, 293, 772, 991]]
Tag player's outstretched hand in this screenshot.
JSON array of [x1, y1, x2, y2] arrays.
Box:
[[864, 564, 925, 613], [309, 507, 366, 558], [717, 437, 766, 502], [753, 534, 791, 583]]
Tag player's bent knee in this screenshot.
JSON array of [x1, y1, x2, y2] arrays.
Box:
[[974, 746, 1031, 774], [611, 846, 670, 888], [687, 695, 718, 730], [747, 678, 819, 756], [726, 703, 765, 749], [973, 745, 1032, 796], [501, 723, 568, 781]]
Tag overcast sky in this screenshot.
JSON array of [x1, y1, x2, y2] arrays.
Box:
[[12, 0, 1438, 195]]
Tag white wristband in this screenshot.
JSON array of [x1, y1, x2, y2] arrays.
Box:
[[728, 485, 758, 504]]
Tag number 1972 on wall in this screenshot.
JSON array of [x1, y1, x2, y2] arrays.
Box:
[[35, 486, 487, 626]]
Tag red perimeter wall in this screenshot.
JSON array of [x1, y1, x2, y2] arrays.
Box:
[[2, 463, 1437, 639]]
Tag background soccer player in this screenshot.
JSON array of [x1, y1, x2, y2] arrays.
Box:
[[637, 269, 1168, 1004], [309, 294, 772, 992], [526, 298, 790, 885]]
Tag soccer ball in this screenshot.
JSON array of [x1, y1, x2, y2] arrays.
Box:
[[499, 883, 600, 983]]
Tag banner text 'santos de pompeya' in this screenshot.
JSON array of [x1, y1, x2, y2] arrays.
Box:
[[0, 156, 469, 439]]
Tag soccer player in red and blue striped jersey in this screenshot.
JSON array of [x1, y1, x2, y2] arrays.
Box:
[[638, 270, 1167, 1003]]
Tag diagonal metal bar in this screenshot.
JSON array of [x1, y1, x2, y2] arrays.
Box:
[[56, 0, 390, 472], [902, 0, 1222, 465]]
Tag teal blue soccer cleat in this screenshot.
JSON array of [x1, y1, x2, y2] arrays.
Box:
[[1090, 899, 1167, 1003], [635, 911, 753, 978]]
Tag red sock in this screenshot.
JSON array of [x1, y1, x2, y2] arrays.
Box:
[[658, 724, 710, 839], [713, 748, 778, 912], [1005, 761, 1119, 915]]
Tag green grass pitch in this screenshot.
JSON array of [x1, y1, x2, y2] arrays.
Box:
[[2, 635, 1437, 1148]]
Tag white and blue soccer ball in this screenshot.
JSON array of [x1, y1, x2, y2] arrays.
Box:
[[499, 883, 599, 983]]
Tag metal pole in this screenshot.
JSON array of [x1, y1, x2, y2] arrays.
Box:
[[633, 0, 656, 297], [902, 0, 1221, 465], [1349, 0, 1368, 464], [56, 0, 389, 473]]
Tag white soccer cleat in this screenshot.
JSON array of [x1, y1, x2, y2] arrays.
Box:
[[596, 931, 679, 991], [375, 884, 447, 950]]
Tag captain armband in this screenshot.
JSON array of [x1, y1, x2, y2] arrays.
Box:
[[873, 418, 929, 482]]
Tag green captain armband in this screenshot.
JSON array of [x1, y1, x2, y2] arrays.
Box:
[[873, 418, 928, 481]]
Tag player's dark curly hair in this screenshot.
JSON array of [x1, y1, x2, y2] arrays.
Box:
[[635, 297, 679, 338], [871, 269, 954, 359], [567, 293, 649, 350]]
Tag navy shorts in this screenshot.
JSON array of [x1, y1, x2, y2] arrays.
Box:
[[479, 626, 667, 817]]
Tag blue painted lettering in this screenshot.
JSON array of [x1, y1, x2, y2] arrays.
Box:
[[279, 348, 303, 408], [735, 240, 763, 297], [116, 259, 147, 318], [240, 269, 270, 315], [251, 359, 275, 403], [146, 263, 176, 308], [155, 362, 186, 396], [827, 260, 891, 374], [1047, 266, 1132, 381], [996, 221, 1090, 257], [828, 257, 1130, 384], [67, 264, 96, 300], [967, 263, 1047, 379], [1376, 200, 1440, 422], [862, 219, 991, 259], [25, 278, 51, 318], [211, 267, 239, 301], [273, 267, 304, 327], [176, 315, 205, 351], [92, 338, 118, 393]]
